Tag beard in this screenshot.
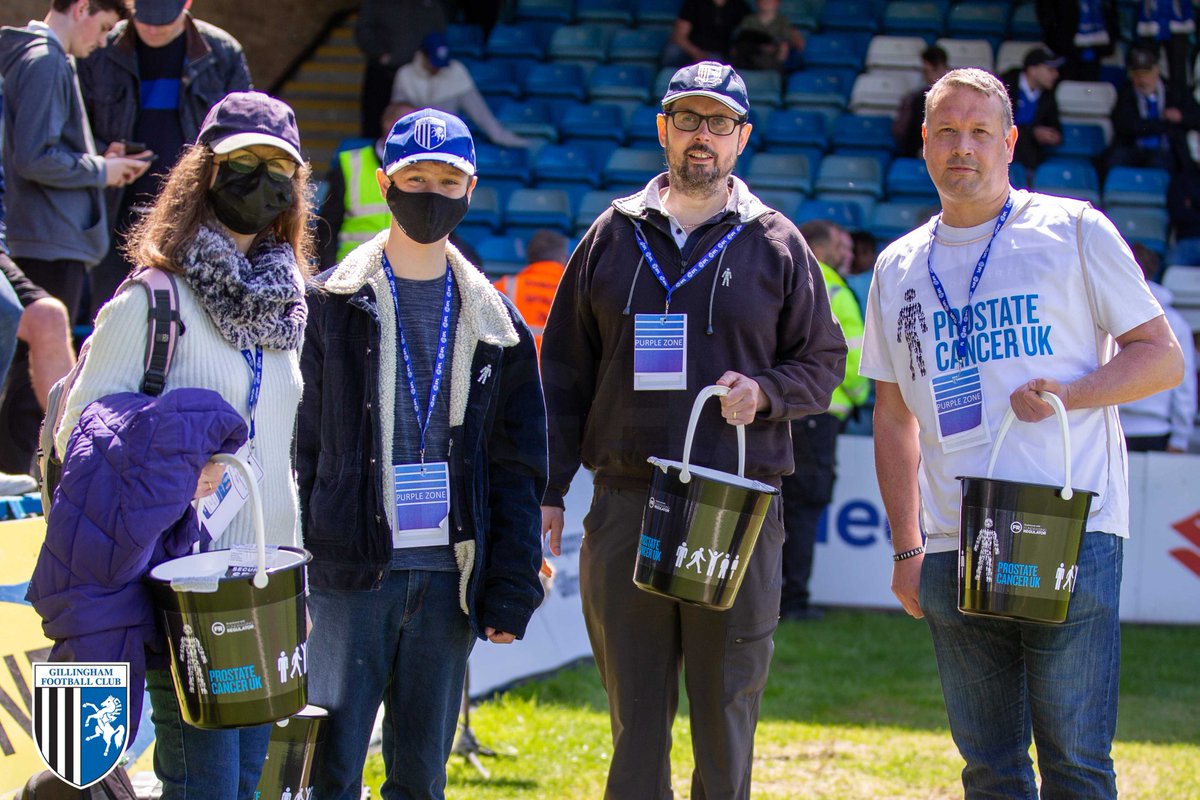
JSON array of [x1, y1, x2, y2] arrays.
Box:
[[666, 141, 736, 197]]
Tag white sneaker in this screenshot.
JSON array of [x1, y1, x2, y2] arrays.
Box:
[[0, 473, 37, 496]]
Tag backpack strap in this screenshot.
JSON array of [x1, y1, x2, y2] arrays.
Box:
[[126, 269, 184, 396]]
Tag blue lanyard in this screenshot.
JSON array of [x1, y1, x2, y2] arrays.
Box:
[[382, 253, 454, 464], [633, 223, 744, 312], [240, 346, 263, 441], [926, 194, 1013, 359]]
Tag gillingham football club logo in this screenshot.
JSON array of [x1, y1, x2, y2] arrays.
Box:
[[414, 117, 448, 150], [695, 63, 724, 86], [31, 663, 130, 788]]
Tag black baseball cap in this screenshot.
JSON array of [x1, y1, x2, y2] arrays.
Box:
[[134, 0, 187, 26], [1128, 47, 1159, 71], [661, 61, 749, 117], [196, 92, 304, 164], [1024, 46, 1065, 69]]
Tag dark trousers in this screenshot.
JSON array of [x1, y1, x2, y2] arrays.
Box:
[[1125, 433, 1170, 452], [780, 413, 839, 614], [361, 58, 400, 139], [580, 485, 783, 800], [0, 257, 85, 474]]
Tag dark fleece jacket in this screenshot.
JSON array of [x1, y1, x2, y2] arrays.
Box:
[[541, 173, 847, 506]]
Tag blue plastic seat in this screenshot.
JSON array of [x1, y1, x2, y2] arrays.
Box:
[[575, 189, 617, 232], [505, 188, 574, 233], [1103, 167, 1170, 208], [558, 103, 628, 143], [486, 23, 546, 60], [794, 198, 864, 230], [477, 235, 529, 277], [821, 0, 883, 34], [533, 143, 603, 187], [474, 143, 534, 183], [947, 2, 1011, 38], [1107, 205, 1169, 253], [745, 152, 816, 194], [886, 157, 937, 199], [446, 24, 485, 59], [1009, 3, 1040, 39], [609, 28, 670, 63], [883, 1, 947, 36], [468, 60, 522, 100], [497, 99, 559, 143], [463, 185, 503, 233], [576, 0, 634, 25], [1049, 123, 1107, 161], [785, 70, 854, 112], [637, 0, 681, 25], [515, 0, 574, 23], [1033, 159, 1100, 205], [1009, 161, 1029, 189], [740, 70, 783, 109], [752, 189, 806, 219], [869, 201, 936, 242], [816, 154, 885, 197], [524, 63, 588, 101], [590, 64, 655, 102], [547, 24, 610, 63], [762, 108, 829, 152], [604, 148, 665, 186], [802, 32, 870, 71], [831, 114, 896, 153]]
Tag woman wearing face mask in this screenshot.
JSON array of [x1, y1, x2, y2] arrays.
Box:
[[49, 91, 313, 799], [297, 108, 547, 800]]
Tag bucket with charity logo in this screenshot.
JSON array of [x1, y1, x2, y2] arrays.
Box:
[[957, 392, 1095, 624], [634, 385, 780, 610], [147, 453, 312, 728], [254, 704, 327, 799]]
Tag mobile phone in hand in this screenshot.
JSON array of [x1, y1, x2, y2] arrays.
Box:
[[123, 140, 148, 155]]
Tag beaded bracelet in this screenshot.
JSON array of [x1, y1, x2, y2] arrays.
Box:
[[893, 545, 925, 562]]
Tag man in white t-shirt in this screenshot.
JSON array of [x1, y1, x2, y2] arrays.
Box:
[[861, 68, 1185, 799]]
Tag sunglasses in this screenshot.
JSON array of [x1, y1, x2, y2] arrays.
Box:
[[216, 149, 299, 180], [664, 110, 746, 137]]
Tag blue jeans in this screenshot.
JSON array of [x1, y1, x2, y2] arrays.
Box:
[[920, 532, 1122, 799], [0, 269, 20, 390], [307, 570, 475, 800], [145, 668, 272, 800]]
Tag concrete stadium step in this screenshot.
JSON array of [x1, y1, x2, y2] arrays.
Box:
[[286, 82, 359, 101]]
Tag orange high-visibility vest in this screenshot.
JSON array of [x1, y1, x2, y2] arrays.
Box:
[[493, 260, 565, 355]]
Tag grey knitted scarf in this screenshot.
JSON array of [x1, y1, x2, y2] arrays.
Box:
[[178, 224, 307, 351]]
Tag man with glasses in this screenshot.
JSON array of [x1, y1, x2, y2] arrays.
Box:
[[540, 61, 846, 800]]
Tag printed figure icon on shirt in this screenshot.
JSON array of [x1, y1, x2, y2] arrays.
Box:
[[721, 267, 732, 287], [897, 288, 928, 380], [478, 364, 492, 384], [974, 518, 999, 588], [180, 624, 208, 695]]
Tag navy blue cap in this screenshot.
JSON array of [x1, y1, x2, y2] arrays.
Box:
[[196, 91, 304, 164], [661, 61, 749, 117], [383, 108, 476, 177], [134, 0, 187, 26], [422, 32, 452, 69]]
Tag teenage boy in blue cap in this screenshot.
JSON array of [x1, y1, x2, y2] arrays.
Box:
[[297, 107, 547, 800], [540, 61, 846, 799]]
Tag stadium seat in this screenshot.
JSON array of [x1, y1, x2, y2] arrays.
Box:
[[446, 24, 485, 59], [946, 2, 1011, 38], [782, 0, 821, 31], [1107, 205, 1169, 253], [802, 32, 870, 71], [576, 0, 634, 25], [497, 100, 559, 143], [1009, 161, 1029, 189], [474, 143, 533, 183], [462, 185, 502, 233], [883, 1, 947, 37], [609, 27, 669, 64], [831, 114, 896, 152], [1033, 159, 1100, 205], [515, 0, 574, 23], [741, 70, 784, 108], [761, 108, 829, 152], [1103, 167, 1170, 208], [637, 0, 681, 25], [505, 188, 574, 233], [575, 189, 617, 232], [1008, 3, 1041, 39], [935, 38, 994, 71], [469, 60, 522, 100], [816, 154, 885, 197], [558, 103, 628, 143], [794, 198, 865, 230], [604, 148, 665, 186], [627, 105, 663, 145], [486, 23, 546, 60], [746, 152, 816, 194], [886, 157, 938, 199], [1048, 123, 1106, 161], [477, 234, 528, 277], [850, 71, 921, 116], [590, 64, 654, 102], [870, 201, 937, 242], [533, 143, 604, 187], [1056, 81, 1119, 118], [865, 35, 926, 71], [995, 40, 1041, 75], [785, 70, 854, 112], [547, 25, 610, 63], [753, 189, 806, 219], [1163, 266, 1200, 329], [524, 63, 589, 101], [816, 192, 877, 226], [821, 0, 882, 34]]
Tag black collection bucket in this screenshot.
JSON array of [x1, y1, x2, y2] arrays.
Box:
[[146, 454, 312, 729], [957, 392, 1096, 624], [254, 704, 327, 799], [634, 385, 780, 610]]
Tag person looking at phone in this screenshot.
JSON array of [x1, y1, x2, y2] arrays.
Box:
[[78, 0, 251, 317]]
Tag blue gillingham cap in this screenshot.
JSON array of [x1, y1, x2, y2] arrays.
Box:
[[383, 108, 476, 177], [661, 61, 749, 117]]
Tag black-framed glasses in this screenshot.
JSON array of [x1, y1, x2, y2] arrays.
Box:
[[664, 110, 746, 136], [216, 149, 299, 180]]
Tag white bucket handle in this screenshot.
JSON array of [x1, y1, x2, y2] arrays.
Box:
[[986, 391, 1074, 501], [209, 453, 269, 588], [680, 385, 746, 483]]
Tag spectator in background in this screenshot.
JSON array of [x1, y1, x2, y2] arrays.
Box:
[[391, 32, 530, 148], [1109, 45, 1200, 172], [1036, 0, 1119, 82], [0, 0, 152, 476], [492, 229, 568, 355], [1002, 47, 1064, 171], [1120, 243, 1197, 452], [846, 231, 876, 319], [79, 0, 252, 319], [730, 0, 805, 73], [356, 0, 446, 140], [1167, 157, 1200, 267], [1136, 0, 1195, 105], [666, 0, 752, 66], [893, 45, 949, 158], [781, 220, 869, 622]]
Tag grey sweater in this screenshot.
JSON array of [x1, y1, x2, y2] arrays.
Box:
[[0, 22, 109, 265]]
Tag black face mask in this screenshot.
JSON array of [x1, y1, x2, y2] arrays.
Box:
[[208, 162, 294, 235], [385, 184, 470, 244]]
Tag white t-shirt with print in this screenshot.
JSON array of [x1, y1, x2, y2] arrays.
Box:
[[861, 190, 1163, 554]]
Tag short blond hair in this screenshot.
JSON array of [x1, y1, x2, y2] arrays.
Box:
[[924, 68, 1013, 131]]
